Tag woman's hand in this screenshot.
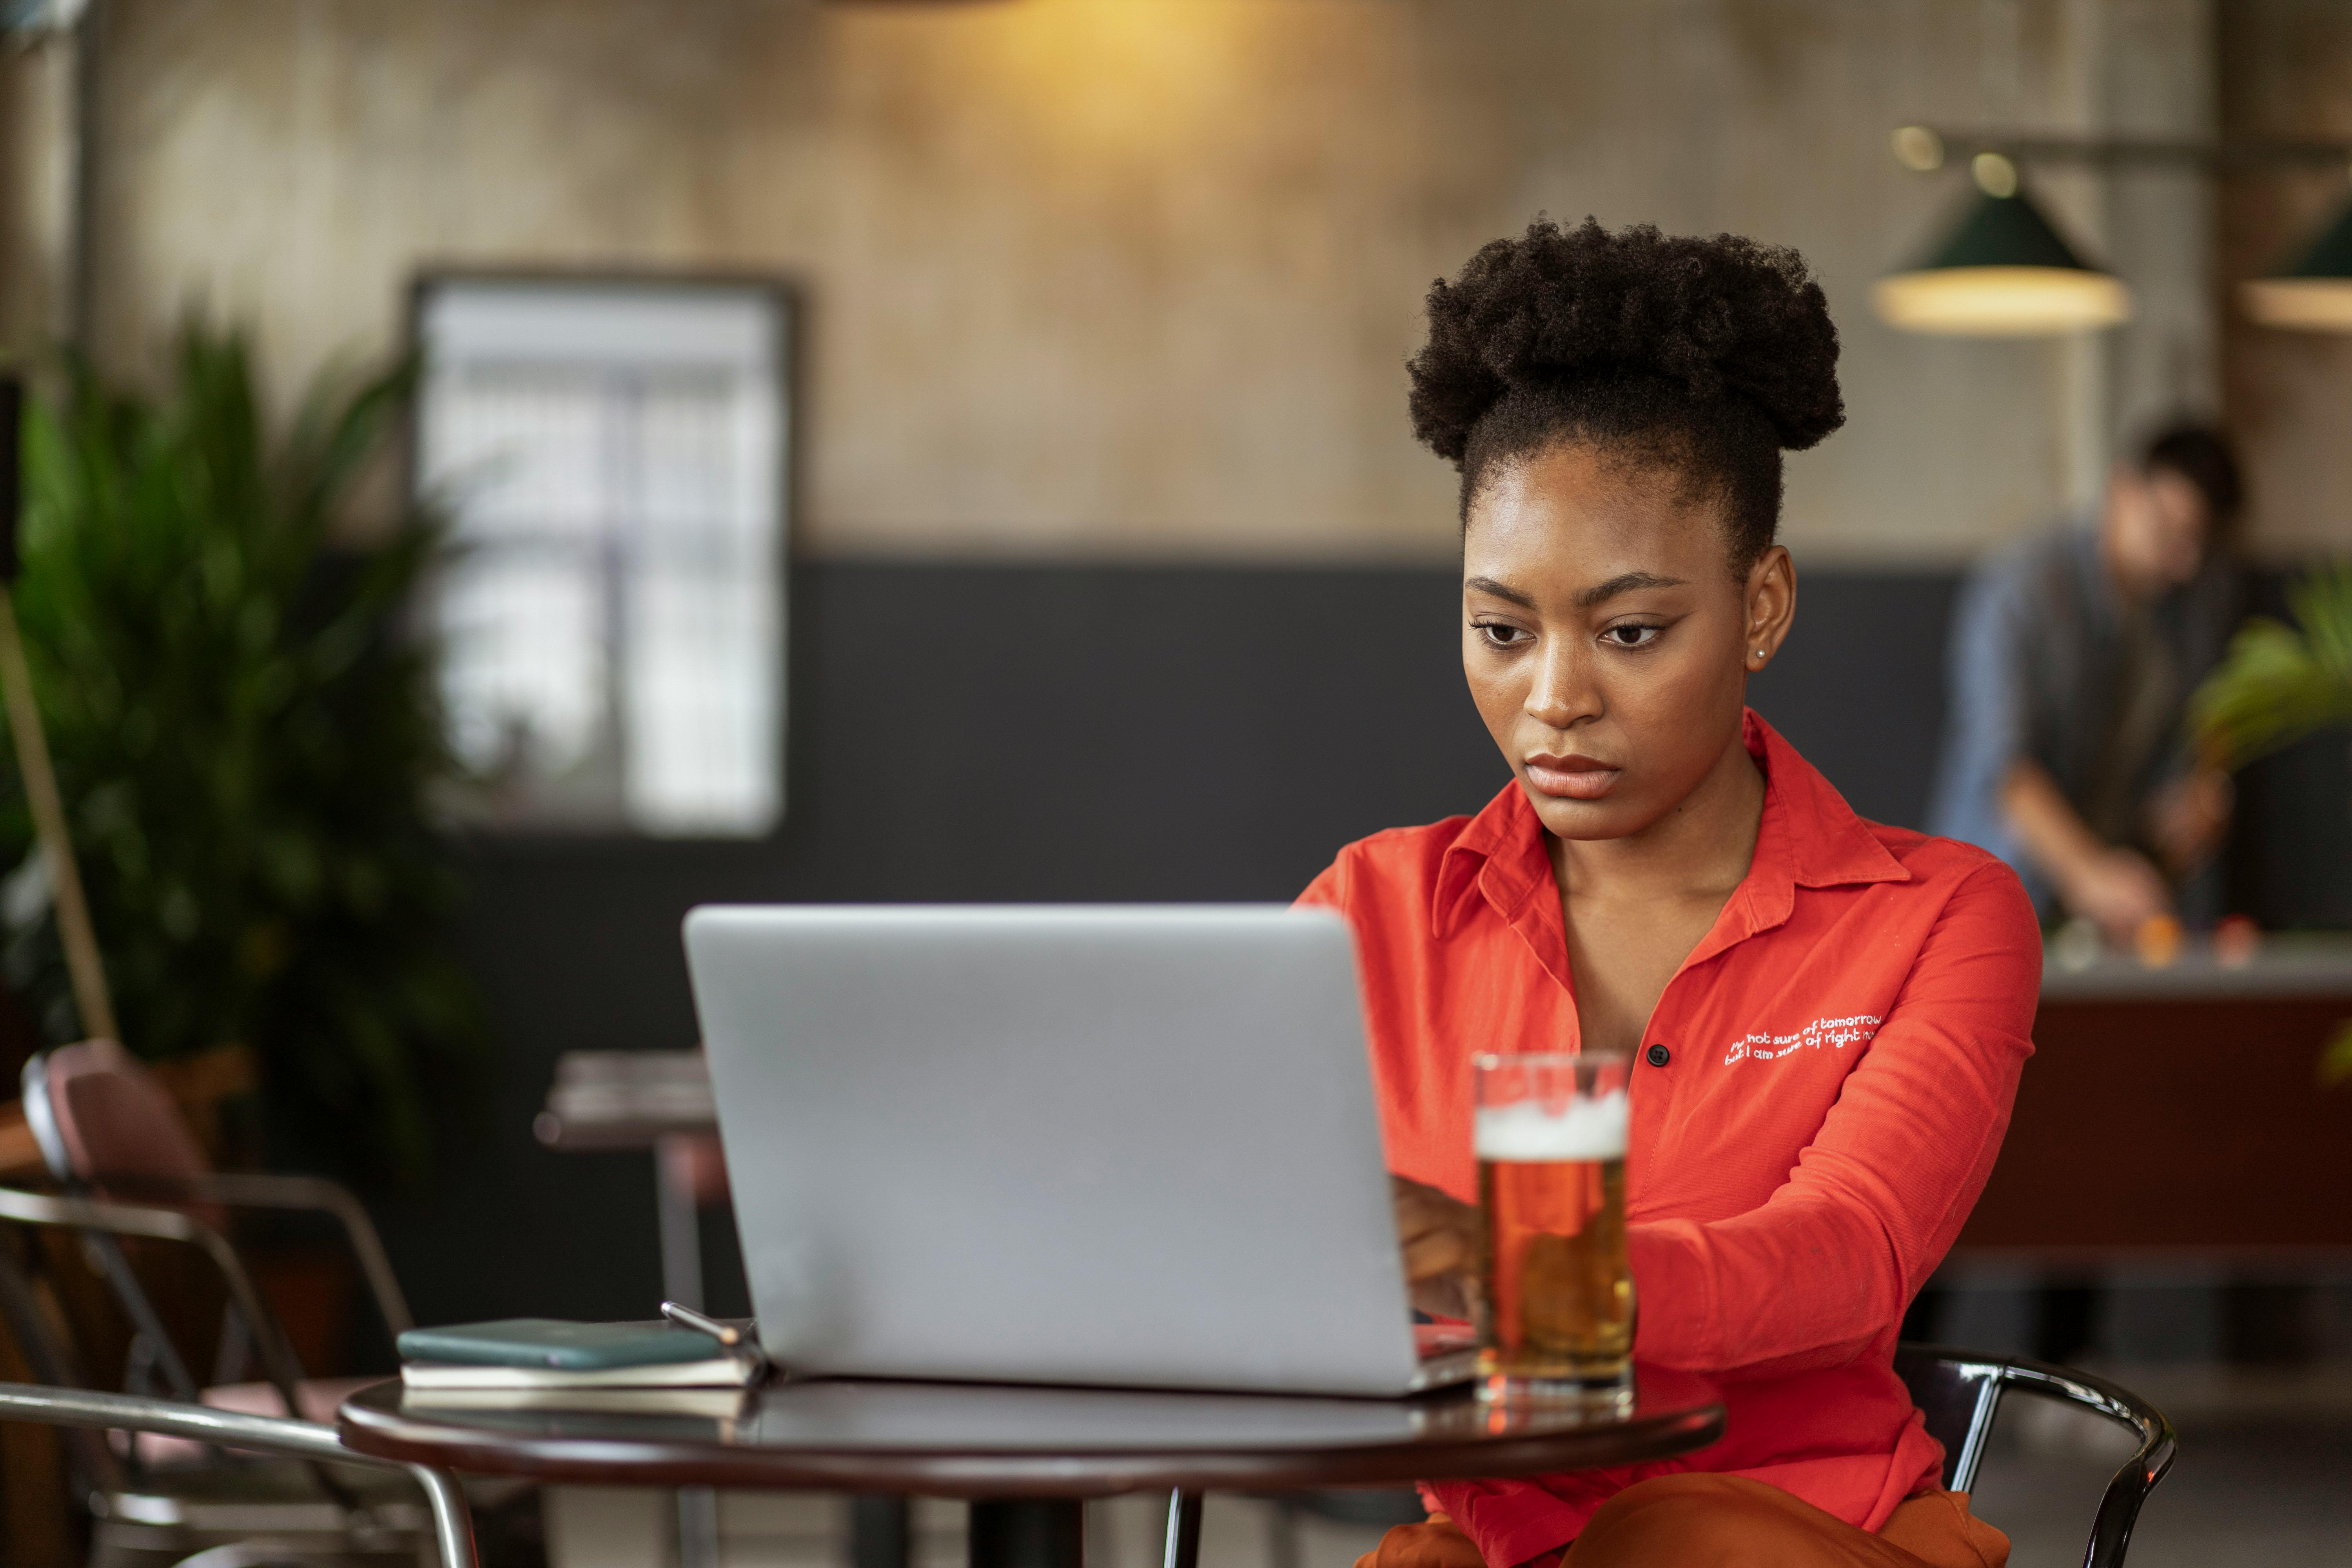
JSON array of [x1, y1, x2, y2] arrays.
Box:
[[1392, 1174, 1481, 1322]]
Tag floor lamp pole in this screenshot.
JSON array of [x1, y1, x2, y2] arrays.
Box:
[[0, 376, 117, 1044]]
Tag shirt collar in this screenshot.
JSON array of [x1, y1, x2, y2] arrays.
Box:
[[1432, 708, 1909, 942]]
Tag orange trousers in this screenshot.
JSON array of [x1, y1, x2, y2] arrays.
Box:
[[1356, 1476, 2010, 1568]]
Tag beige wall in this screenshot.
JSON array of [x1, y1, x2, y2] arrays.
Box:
[[0, 0, 2290, 563]]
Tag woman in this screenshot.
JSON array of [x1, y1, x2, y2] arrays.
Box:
[[1299, 220, 2038, 1568]]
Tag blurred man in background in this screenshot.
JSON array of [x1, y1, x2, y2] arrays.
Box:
[[1929, 423, 2243, 944]]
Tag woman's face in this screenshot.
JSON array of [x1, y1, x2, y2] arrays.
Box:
[[1461, 443, 1794, 842]]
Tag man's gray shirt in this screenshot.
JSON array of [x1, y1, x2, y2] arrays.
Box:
[[1926, 521, 2236, 918]]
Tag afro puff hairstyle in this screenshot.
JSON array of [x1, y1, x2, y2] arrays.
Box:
[[1407, 218, 1844, 575]]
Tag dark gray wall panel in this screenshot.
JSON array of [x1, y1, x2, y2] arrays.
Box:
[[357, 562, 2345, 1334]]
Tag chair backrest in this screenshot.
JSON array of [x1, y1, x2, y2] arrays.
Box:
[[1893, 1344, 2006, 1491], [1896, 1343, 2178, 1568], [22, 1041, 215, 1198]]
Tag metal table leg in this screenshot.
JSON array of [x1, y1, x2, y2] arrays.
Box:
[[852, 1495, 913, 1568], [655, 1132, 706, 1310], [1162, 1490, 1202, 1568], [968, 1499, 1083, 1568], [677, 1483, 720, 1568], [655, 1136, 713, 1564]]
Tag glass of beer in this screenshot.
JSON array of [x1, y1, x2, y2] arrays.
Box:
[[1472, 1051, 1633, 1399]]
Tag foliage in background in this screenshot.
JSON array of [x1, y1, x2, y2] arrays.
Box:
[[2323, 1022, 2352, 1089], [2190, 564, 2352, 1091], [0, 323, 479, 1176], [2190, 561, 2352, 772]]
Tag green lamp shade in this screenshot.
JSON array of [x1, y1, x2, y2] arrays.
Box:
[[2242, 199, 2352, 332], [1874, 189, 2132, 336]]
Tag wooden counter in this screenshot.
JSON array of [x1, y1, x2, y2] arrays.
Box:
[[1957, 937, 2352, 1257]]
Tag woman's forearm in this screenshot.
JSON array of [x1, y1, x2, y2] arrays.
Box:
[[1623, 863, 2039, 1374]]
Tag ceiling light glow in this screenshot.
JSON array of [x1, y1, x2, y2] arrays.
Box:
[[2243, 198, 2352, 333], [1876, 184, 2132, 337]]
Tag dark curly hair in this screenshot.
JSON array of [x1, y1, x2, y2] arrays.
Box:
[[1407, 218, 1845, 575]]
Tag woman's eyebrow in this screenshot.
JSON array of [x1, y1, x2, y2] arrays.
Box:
[[1463, 575, 1537, 608], [1576, 571, 1686, 608]]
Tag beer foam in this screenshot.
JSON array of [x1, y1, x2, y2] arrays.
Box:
[[1474, 1091, 1629, 1161]]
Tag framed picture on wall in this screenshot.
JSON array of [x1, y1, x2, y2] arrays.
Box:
[[409, 273, 792, 838]]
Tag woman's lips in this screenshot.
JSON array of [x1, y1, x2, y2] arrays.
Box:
[[1524, 752, 1622, 800]]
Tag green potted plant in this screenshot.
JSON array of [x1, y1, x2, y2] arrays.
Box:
[[0, 323, 479, 1177], [2189, 561, 2352, 1086]]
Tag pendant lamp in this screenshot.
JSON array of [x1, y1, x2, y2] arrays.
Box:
[[2242, 199, 2352, 332], [1874, 154, 2134, 336]]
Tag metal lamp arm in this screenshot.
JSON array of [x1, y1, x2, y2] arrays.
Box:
[[82, 1171, 415, 1337], [0, 1380, 475, 1568]]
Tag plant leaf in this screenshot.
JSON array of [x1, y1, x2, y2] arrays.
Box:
[[0, 317, 481, 1185], [2190, 565, 2352, 770]]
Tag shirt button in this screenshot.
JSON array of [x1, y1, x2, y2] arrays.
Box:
[[1645, 1043, 1672, 1068]]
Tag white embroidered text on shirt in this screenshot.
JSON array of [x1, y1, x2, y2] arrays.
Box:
[[1722, 1013, 1882, 1066]]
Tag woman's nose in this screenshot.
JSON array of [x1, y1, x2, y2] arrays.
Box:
[[1524, 636, 1596, 729]]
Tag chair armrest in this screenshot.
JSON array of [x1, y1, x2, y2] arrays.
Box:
[[0, 1381, 476, 1568], [0, 1184, 385, 1517], [0, 1240, 126, 1493], [0, 1185, 314, 1426], [1996, 1359, 2178, 1568], [84, 1171, 414, 1337]]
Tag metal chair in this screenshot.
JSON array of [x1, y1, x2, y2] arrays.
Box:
[[1158, 1345, 2176, 1568], [0, 1192, 459, 1566], [0, 1380, 475, 1568], [17, 1041, 404, 1459], [23, 1040, 414, 1350], [1895, 1343, 2176, 1568], [4, 1042, 532, 1563]]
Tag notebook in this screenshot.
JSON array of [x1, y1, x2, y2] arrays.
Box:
[[397, 1318, 762, 1390]]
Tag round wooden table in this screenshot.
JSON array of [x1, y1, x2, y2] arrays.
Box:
[[341, 1367, 1724, 1568]]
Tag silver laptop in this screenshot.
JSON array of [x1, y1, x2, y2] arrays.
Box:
[[684, 904, 1475, 1397]]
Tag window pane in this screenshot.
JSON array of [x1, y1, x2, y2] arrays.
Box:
[[415, 279, 788, 837]]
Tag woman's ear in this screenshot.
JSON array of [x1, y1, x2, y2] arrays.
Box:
[[1741, 546, 1796, 674]]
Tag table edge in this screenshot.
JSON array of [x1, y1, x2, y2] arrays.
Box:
[[336, 1380, 1726, 1497]]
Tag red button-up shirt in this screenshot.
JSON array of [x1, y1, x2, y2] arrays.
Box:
[[1298, 711, 2040, 1567]]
